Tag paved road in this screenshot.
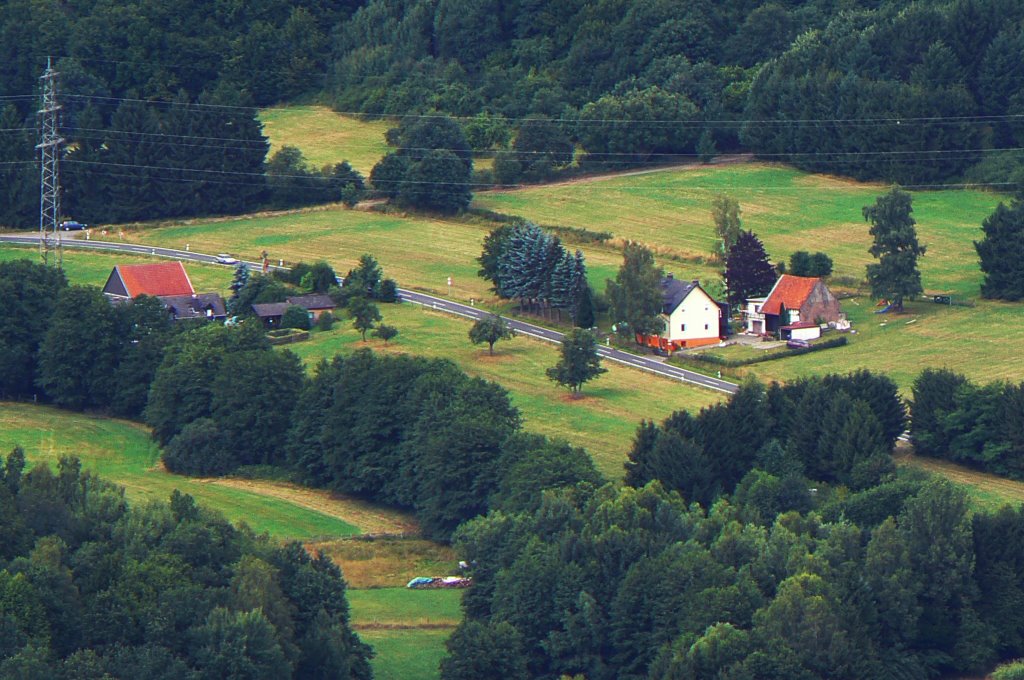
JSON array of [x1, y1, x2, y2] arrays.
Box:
[[1, 234, 739, 394]]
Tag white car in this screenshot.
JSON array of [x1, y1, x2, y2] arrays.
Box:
[[215, 254, 239, 265]]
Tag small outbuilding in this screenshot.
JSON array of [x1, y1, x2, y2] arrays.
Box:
[[252, 302, 290, 328], [286, 294, 336, 321]]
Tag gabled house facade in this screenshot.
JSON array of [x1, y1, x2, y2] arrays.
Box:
[[638, 275, 723, 352], [743, 274, 842, 337]]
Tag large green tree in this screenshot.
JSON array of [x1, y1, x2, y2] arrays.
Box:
[[864, 187, 926, 312], [546, 328, 607, 397], [0, 260, 67, 399], [36, 286, 121, 410], [975, 201, 1024, 300], [606, 241, 665, 341], [468, 314, 515, 355], [725, 230, 777, 307]]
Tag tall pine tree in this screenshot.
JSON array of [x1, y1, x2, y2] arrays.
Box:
[[975, 201, 1024, 300], [725, 230, 777, 307]]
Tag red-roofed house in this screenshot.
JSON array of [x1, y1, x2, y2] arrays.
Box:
[[103, 262, 195, 299], [743, 275, 841, 337]]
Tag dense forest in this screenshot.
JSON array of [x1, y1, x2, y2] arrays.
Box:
[[6, 253, 1024, 676], [0, 450, 372, 678], [3, 0, 1024, 228]]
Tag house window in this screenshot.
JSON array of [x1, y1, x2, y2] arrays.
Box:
[[681, 324, 686, 332], [704, 324, 709, 330]]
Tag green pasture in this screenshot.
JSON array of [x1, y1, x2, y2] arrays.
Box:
[[0, 403, 358, 540], [348, 588, 462, 628], [707, 297, 1023, 392], [0, 245, 234, 296], [475, 163, 1004, 297], [358, 629, 450, 680], [348, 587, 459, 680], [259, 106, 392, 176], [288, 303, 723, 479], [112, 159, 1021, 389]]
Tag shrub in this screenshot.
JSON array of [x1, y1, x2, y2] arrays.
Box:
[[315, 311, 335, 331], [163, 418, 236, 476], [281, 305, 311, 330]]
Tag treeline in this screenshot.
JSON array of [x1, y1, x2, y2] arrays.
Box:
[[742, 0, 1024, 185], [0, 0, 368, 228], [625, 373, 906, 510], [331, 0, 1024, 186], [2, 259, 599, 542], [478, 222, 594, 325], [444, 477, 1024, 679], [911, 368, 1024, 479], [441, 373, 1024, 678], [0, 259, 180, 417], [0, 450, 371, 678], [156, 344, 601, 540]]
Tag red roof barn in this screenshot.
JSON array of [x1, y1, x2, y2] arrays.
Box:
[[102, 262, 195, 299], [743, 275, 841, 335]]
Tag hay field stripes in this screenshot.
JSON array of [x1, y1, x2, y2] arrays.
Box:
[[0, 402, 417, 539]]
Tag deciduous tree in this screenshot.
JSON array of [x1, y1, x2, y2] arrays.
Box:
[[348, 297, 381, 341], [864, 187, 926, 312], [606, 241, 665, 341], [546, 328, 607, 397], [468, 314, 515, 355]]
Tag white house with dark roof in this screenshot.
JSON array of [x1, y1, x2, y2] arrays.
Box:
[[638, 274, 723, 352]]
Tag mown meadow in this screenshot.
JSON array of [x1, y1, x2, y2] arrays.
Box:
[[259, 106, 392, 176]]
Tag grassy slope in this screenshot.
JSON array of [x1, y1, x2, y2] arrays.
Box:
[[348, 589, 461, 680], [259, 106, 392, 176], [475, 164, 999, 297], [0, 403, 359, 539], [289, 304, 721, 479]]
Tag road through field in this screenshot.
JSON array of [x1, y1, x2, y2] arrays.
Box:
[[0, 234, 738, 395]]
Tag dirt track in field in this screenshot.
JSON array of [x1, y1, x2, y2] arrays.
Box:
[[205, 478, 419, 534], [895, 450, 1024, 506]]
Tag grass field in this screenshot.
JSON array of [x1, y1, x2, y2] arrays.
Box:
[[0, 244, 234, 296], [0, 402, 368, 540], [704, 296, 1024, 390], [359, 629, 450, 680], [348, 588, 462, 628], [118, 160, 1020, 391], [288, 303, 723, 478], [348, 588, 461, 680], [259, 106, 392, 176], [475, 162, 1002, 298]]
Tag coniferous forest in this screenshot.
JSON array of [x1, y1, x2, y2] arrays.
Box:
[[2, 0, 1024, 228]]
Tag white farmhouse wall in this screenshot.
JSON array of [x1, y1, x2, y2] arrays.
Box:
[[665, 286, 721, 343]]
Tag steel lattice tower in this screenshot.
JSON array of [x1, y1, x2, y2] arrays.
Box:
[[37, 56, 63, 267]]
